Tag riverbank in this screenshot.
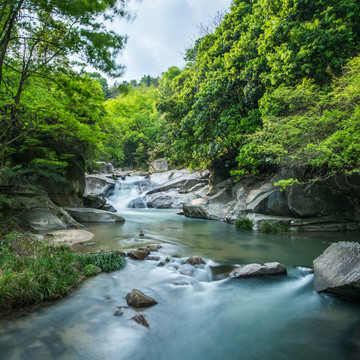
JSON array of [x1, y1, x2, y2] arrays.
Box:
[[0, 231, 126, 315]]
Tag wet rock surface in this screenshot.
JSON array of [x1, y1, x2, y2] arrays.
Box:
[[313, 241, 360, 298], [131, 314, 150, 328], [186, 256, 206, 266], [125, 289, 158, 308], [63, 207, 125, 223], [230, 262, 287, 278]]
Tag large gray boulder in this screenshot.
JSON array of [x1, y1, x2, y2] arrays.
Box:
[[96, 161, 114, 174], [230, 262, 287, 278], [63, 207, 125, 223], [11, 192, 81, 231], [85, 174, 116, 197], [287, 184, 355, 219], [313, 242, 360, 298]]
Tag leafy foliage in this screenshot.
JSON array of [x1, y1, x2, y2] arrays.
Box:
[[234, 218, 254, 230]]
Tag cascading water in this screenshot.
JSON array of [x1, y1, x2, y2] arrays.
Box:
[[0, 177, 359, 360], [107, 175, 151, 210]]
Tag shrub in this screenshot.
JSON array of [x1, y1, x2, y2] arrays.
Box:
[[83, 264, 101, 276], [260, 222, 289, 234], [234, 218, 254, 230]]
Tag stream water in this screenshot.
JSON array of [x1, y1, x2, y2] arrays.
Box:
[[0, 176, 359, 360]]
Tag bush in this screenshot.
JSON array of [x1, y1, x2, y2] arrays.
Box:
[[83, 264, 101, 276], [234, 218, 254, 230], [260, 222, 289, 234]]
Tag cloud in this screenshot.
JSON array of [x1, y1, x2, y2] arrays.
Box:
[[110, 0, 232, 82]]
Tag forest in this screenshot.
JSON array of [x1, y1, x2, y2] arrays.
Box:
[[1, 0, 360, 191]]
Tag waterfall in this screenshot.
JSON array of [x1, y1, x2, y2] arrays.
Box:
[[106, 175, 151, 210]]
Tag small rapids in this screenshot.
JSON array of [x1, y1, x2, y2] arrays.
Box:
[[0, 176, 359, 360]]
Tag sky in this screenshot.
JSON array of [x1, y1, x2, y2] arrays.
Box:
[[111, 0, 232, 82]]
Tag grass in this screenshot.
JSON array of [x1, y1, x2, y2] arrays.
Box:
[[260, 221, 289, 234], [0, 232, 126, 314], [234, 218, 254, 230]]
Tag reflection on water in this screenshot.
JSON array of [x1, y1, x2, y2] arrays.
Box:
[[0, 208, 359, 360]]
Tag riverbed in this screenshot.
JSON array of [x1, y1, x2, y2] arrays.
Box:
[[0, 206, 359, 360]]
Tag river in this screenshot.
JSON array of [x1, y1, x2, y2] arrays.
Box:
[[0, 176, 359, 360]]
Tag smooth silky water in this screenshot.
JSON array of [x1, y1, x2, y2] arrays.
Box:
[[0, 176, 359, 360]]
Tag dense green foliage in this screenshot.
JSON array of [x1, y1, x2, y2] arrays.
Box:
[[0, 0, 127, 181], [0, 232, 126, 313], [260, 222, 289, 234], [157, 0, 360, 177]]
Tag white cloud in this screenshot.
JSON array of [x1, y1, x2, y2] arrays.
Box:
[[110, 0, 232, 82]]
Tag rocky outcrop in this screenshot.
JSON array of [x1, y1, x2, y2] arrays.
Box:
[[11, 191, 81, 231], [313, 242, 360, 298], [141, 169, 209, 209], [182, 171, 360, 231], [85, 175, 116, 197], [125, 289, 158, 307], [149, 159, 169, 174], [63, 207, 125, 223], [230, 262, 287, 278]]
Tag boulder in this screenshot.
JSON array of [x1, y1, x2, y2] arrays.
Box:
[[130, 248, 150, 260], [230, 262, 287, 278], [186, 256, 206, 266], [63, 207, 125, 223], [287, 184, 355, 219], [11, 192, 81, 231], [291, 217, 360, 232], [313, 242, 360, 298], [149, 159, 169, 174], [85, 174, 116, 197], [125, 289, 158, 307]]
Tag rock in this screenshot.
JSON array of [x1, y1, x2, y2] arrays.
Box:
[[131, 314, 150, 328], [128, 198, 147, 209], [83, 195, 106, 209], [149, 159, 169, 174], [125, 289, 158, 307], [11, 192, 81, 231], [146, 244, 161, 251], [287, 184, 355, 219], [95, 161, 114, 174], [85, 174, 116, 197], [230, 262, 287, 278], [47, 229, 94, 245], [113, 311, 123, 316], [291, 217, 360, 232], [131, 248, 150, 260], [157, 261, 166, 267], [246, 213, 294, 231], [313, 242, 360, 298], [186, 256, 206, 266], [177, 210, 185, 215], [63, 207, 125, 223]]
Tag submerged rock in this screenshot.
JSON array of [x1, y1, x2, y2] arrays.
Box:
[[186, 256, 206, 266], [313, 241, 360, 298], [147, 244, 161, 251], [131, 314, 150, 328], [126, 289, 158, 308], [230, 262, 287, 278]]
